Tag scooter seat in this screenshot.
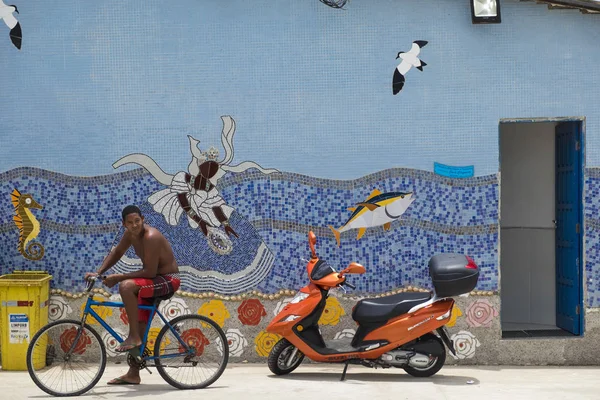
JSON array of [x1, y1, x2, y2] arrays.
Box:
[[352, 292, 432, 324]]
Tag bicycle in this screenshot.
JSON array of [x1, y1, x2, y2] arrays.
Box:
[[26, 275, 229, 397]]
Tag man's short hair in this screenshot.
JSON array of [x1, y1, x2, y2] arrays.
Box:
[[122, 205, 143, 222]]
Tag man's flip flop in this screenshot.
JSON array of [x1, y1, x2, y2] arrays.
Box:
[[107, 377, 140, 385], [128, 346, 141, 358], [115, 343, 140, 353]]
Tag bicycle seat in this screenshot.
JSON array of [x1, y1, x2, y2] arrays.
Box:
[[152, 292, 175, 305]]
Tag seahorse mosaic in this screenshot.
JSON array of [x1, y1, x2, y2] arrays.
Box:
[[10, 188, 45, 260]]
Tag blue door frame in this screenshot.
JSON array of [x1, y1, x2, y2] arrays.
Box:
[[499, 117, 585, 336], [555, 121, 584, 335]]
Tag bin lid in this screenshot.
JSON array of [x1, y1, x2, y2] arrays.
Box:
[[0, 271, 52, 286]]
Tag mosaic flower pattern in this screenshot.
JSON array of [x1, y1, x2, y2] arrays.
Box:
[[197, 300, 231, 328], [60, 326, 92, 355], [179, 328, 210, 357], [447, 305, 462, 328], [450, 330, 480, 360], [102, 329, 127, 357], [119, 308, 129, 325], [146, 327, 170, 356], [80, 296, 113, 325], [107, 294, 130, 325], [216, 328, 248, 357], [254, 330, 281, 357], [48, 295, 72, 321], [318, 297, 346, 326], [238, 299, 267, 326], [159, 297, 191, 322], [228, 328, 249, 357], [465, 299, 498, 328]]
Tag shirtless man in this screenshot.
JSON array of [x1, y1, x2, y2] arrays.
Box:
[[85, 205, 180, 385]]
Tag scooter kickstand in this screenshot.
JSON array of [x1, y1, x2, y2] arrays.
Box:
[[340, 360, 350, 381]]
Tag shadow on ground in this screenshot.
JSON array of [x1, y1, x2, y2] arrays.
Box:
[[268, 371, 480, 386], [27, 384, 228, 398]]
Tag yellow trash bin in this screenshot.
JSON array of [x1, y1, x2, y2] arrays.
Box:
[[0, 270, 52, 371]]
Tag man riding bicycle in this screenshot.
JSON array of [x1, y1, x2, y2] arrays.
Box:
[[85, 205, 180, 385]]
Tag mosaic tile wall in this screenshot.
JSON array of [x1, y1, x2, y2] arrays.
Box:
[[0, 166, 498, 296], [36, 284, 600, 365], [5, 166, 600, 307], [39, 292, 499, 364], [2, 1, 600, 369], [584, 169, 600, 308]]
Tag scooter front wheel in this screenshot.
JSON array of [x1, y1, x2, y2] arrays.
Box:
[[268, 339, 305, 375]]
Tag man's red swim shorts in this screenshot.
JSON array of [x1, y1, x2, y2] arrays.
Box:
[[133, 273, 181, 323]]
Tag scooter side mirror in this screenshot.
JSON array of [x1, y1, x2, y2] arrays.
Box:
[[308, 231, 317, 258], [340, 262, 365, 275]]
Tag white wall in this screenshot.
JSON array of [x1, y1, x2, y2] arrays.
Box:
[[500, 122, 557, 328]]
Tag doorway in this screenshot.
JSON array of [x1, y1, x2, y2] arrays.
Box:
[[499, 119, 584, 338]]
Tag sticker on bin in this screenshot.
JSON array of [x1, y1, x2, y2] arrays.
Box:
[[9, 313, 29, 344], [2, 300, 34, 307]]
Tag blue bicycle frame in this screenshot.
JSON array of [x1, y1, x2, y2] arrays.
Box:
[[81, 296, 191, 362]]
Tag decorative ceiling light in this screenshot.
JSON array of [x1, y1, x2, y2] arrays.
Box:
[[470, 0, 501, 24]]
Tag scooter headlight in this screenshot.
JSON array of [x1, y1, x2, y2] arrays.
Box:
[[289, 292, 309, 304]]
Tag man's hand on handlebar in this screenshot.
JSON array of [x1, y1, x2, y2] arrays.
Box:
[[84, 272, 107, 283], [84, 272, 99, 282]]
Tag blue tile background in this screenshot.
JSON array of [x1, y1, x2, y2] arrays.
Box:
[[584, 172, 600, 307], [4, 166, 600, 307], [0, 170, 161, 226], [2, 1, 600, 180], [0, 166, 498, 296], [255, 227, 498, 294]]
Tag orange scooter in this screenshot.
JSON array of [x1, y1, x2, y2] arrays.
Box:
[[266, 231, 479, 380]]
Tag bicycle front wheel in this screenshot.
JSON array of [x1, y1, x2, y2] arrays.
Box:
[[154, 314, 229, 389], [27, 319, 107, 397]]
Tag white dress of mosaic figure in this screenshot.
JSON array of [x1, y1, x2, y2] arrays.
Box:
[[113, 116, 281, 244]]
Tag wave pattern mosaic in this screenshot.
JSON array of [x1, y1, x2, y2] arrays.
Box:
[[0, 163, 500, 296], [4, 167, 600, 306]]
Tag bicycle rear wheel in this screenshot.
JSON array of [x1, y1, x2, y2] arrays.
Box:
[[26, 319, 107, 397], [154, 314, 228, 389]]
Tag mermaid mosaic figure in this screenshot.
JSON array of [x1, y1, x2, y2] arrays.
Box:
[[112, 116, 280, 253]]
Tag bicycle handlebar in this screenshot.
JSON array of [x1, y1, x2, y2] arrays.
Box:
[[84, 275, 107, 293]]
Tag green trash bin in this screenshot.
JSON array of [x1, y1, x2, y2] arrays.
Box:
[[0, 270, 52, 371]]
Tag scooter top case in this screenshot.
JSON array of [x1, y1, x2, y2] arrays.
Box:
[[429, 253, 479, 298]]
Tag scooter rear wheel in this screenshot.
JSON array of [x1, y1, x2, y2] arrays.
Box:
[[402, 333, 446, 378], [268, 339, 305, 375]]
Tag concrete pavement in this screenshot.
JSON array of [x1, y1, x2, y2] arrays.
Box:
[[1, 363, 600, 399]]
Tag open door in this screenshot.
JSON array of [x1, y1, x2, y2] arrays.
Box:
[[555, 121, 583, 335]]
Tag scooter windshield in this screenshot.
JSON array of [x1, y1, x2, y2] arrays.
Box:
[[311, 260, 336, 281]]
